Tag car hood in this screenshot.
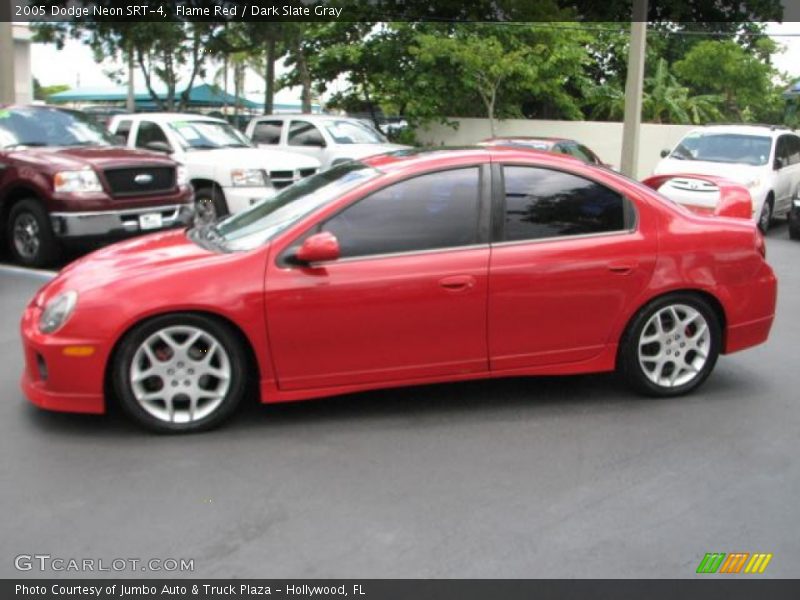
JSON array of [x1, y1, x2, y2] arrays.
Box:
[[184, 147, 321, 170], [653, 158, 764, 184], [10, 146, 175, 173], [37, 230, 223, 303]]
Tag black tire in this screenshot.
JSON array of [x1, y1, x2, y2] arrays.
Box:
[[112, 313, 247, 433], [758, 195, 773, 233], [790, 221, 800, 241], [194, 185, 228, 224], [7, 198, 60, 267], [618, 293, 721, 397]]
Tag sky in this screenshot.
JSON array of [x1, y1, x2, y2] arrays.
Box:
[[29, 22, 800, 105]]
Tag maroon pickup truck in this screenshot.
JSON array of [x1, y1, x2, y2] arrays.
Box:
[[0, 105, 194, 267]]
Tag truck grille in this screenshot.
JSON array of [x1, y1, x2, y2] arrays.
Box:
[[104, 166, 176, 197], [270, 168, 318, 189]]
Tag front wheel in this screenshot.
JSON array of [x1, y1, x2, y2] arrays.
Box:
[[7, 199, 60, 267], [619, 294, 721, 397], [194, 186, 228, 225], [758, 196, 773, 233], [112, 314, 247, 433]]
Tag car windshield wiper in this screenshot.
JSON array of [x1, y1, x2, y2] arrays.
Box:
[[186, 144, 220, 150], [222, 143, 250, 148]]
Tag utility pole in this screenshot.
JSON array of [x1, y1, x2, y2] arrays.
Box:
[[620, 0, 648, 178], [126, 45, 135, 112], [0, 3, 15, 104]]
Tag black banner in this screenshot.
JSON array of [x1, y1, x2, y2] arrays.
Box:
[[3, 0, 796, 23], [5, 580, 800, 600]]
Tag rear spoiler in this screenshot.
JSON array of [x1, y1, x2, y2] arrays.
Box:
[[641, 174, 753, 220]]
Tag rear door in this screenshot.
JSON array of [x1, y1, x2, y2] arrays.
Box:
[[488, 163, 658, 370]]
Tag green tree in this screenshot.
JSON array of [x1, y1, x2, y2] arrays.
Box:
[[33, 79, 70, 102], [674, 39, 780, 121]]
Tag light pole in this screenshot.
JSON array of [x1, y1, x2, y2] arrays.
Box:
[[620, 0, 648, 178]]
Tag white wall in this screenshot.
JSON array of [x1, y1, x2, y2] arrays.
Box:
[[415, 118, 697, 179]]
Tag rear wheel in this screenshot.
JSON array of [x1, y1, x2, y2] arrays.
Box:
[[619, 294, 721, 397], [7, 198, 60, 268], [790, 219, 800, 240], [112, 313, 247, 433], [194, 185, 228, 224]]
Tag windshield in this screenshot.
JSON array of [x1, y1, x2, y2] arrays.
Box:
[[209, 161, 381, 252], [0, 107, 117, 149], [168, 120, 252, 150], [669, 132, 772, 166], [321, 120, 388, 144]]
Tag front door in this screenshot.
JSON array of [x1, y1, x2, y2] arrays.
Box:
[[265, 166, 491, 390]]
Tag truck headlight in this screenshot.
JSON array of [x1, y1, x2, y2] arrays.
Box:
[[231, 169, 267, 187], [39, 291, 78, 334], [176, 165, 190, 187], [54, 170, 103, 193]]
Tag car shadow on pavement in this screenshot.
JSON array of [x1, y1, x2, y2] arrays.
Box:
[[16, 366, 763, 438]]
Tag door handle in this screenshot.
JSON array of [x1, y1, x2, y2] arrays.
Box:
[[439, 275, 476, 291], [607, 261, 638, 274]]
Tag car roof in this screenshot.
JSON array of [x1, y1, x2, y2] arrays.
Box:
[[115, 112, 225, 124], [362, 146, 585, 173], [483, 136, 568, 143], [686, 124, 792, 138]]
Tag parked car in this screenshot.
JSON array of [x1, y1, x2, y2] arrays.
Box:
[[108, 113, 320, 222], [0, 105, 194, 267], [653, 124, 800, 232], [478, 136, 613, 168], [20, 147, 776, 433], [245, 114, 409, 170], [790, 189, 800, 240]]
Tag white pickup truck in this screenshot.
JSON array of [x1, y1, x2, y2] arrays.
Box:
[[109, 113, 320, 221], [245, 114, 409, 170]]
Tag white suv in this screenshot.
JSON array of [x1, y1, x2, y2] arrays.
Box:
[[109, 113, 320, 221], [245, 115, 409, 170], [653, 124, 800, 231]]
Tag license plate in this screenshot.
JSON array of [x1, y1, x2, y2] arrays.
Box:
[[139, 213, 163, 230]]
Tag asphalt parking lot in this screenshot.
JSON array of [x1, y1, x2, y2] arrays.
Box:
[[0, 225, 798, 579]]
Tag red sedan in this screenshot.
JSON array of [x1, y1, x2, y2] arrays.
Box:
[[20, 148, 777, 433]]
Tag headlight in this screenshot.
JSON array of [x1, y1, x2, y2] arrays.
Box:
[[176, 165, 190, 187], [54, 170, 102, 193], [793, 198, 800, 208], [230, 168, 268, 187], [39, 291, 78, 334], [745, 178, 761, 190]]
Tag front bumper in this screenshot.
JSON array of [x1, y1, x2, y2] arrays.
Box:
[[20, 304, 106, 414], [222, 186, 278, 214], [50, 203, 194, 239]]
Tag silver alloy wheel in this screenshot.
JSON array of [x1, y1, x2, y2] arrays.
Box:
[[13, 213, 41, 260], [759, 200, 772, 232], [638, 303, 710, 388], [129, 325, 231, 424]]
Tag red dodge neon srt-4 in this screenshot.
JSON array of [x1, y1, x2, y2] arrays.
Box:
[[20, 148, 777, 433]]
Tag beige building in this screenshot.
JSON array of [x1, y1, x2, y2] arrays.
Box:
[[0, 21, 33, 104]]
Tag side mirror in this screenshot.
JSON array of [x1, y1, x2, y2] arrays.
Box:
[[660, 148, 670, 158], [295, 232, 340, 264], [774, 157, 786, 170], [144, 141, 172, 154]]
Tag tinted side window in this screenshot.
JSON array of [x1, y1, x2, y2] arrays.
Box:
[[114, 120, 132, 141], [135, 121, 170, 149], [322, 168, 481, 258], [776, 136, 790, 163], [252, 120, 283, 145], [288, 121, 325, 147], [787, 135, 800, 165], [502, 166, 627, 242]]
